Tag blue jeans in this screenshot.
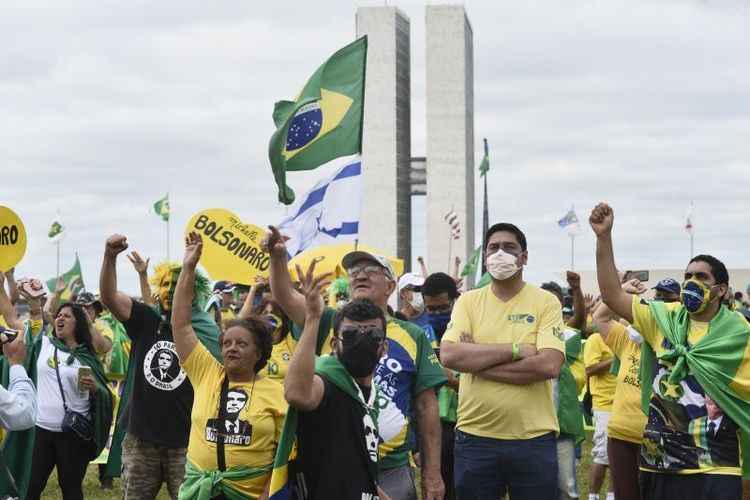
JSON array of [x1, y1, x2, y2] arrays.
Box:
[[454, 429, 559, 500]]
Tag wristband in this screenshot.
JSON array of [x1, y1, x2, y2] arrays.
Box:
[[512, 342, 520, 361]]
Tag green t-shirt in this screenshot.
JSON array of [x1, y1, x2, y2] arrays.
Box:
[[293, 308, 447, 470]]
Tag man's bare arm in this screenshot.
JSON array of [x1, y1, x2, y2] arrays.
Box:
[[476, 349, 564, 385], [590, 203, 633, 323], [262, 226, 307, 326], [440, 339, 537, 374], [99, 234, 134, 322]]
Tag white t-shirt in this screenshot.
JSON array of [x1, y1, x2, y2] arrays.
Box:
[[36, 335, 92, 432]]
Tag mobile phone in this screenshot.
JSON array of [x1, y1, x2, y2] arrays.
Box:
[[0, 326, 18, 345], [630, 270, 649, 282], [78, 366, 94, 390]]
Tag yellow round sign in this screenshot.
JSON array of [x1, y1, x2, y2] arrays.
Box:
[[0, 206, 27, 272], [185, 208, 269, 285]]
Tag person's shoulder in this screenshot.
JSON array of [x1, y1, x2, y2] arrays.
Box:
[[524, 284, 560, 305], [390, 316, 425, 339]]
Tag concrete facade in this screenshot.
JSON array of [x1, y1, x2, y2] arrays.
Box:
[[425, 5, 475, 280], [355, 7, 412, 266]]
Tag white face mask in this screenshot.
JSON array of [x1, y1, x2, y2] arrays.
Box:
[[487, 248, 520, 281], [408, 291, 425, 314]]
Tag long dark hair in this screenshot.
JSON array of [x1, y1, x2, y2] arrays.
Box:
[[54, 302, 95, 353]]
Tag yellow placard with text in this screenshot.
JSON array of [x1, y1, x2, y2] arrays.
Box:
[[185, 208, 269, 285], [0, 206, 27, 272]]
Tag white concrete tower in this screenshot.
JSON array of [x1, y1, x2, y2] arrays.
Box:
[[425, 5, 475, 280], [355, 7, 412, 265]]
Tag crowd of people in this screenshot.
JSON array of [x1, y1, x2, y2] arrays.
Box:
[[1, 202, 749, 500]]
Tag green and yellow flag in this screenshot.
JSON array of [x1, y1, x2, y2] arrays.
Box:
[[154, 194, 170, 222], [268, 36, 367, 205], [46, 254, 85, 301], [461, 245, 482, 278], [48, 221, 64, 242]]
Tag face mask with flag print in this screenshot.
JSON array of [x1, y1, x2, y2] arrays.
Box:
[[487, 248, 520, 281], [680, 278, 719, 314]]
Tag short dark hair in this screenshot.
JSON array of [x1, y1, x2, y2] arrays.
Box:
[[333, 299, 386, 335], [689, 254, 729, 285], [422, 272, 459, 300], [541, 281, 563, 297], [735, 291, 743, 301], [485, 223, 527, 252], [221, 317, 274, 373]]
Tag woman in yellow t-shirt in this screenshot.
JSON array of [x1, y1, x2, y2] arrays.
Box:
[[173, 233, 286, 500]]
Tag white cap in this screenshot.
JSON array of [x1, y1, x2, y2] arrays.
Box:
[[398, 272, 425, 292]]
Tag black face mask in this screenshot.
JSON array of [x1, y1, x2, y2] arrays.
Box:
[[337, 327, 384, 378]]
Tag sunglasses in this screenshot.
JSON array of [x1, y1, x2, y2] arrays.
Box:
[[339, 325, 386, 343]]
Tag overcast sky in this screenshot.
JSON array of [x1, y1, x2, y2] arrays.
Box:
[[2, 0, 749, 294]]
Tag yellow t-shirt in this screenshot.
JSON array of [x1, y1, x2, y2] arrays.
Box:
[[605, 322, 647, 444], [265, 335, 296, 381], [631, 296, 741, 476], [220, 308, 237, 326], [182, 343, 287, 497], [442, 284, 565, 440], [93, 318, 115, 367], [584, 333, 617, 411], [570, 358, 586, 395]]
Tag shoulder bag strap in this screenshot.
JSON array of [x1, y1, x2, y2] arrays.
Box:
[[53, 346, 69, 412], [216, 375, 229, 471]]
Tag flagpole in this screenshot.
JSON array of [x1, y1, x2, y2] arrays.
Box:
[[569, 233, 575, 271], [56, 240, 60, 277], [166, 217, 171, 262], [690, 231, 694, 259]]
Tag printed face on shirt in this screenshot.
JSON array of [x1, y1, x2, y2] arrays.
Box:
[[226, 389, 248, 417], [158, 351, 173, 370]]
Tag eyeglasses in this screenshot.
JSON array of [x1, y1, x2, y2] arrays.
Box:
[[339, 325, 386, 343], [347, 264, 385, 279]]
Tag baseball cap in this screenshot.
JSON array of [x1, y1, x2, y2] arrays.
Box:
[[342, 251, 396, 281], [75, 292, 99, 306], [653, 278, 680, 296], [398, 272, 425, 292], [213, 281, 235, 294]]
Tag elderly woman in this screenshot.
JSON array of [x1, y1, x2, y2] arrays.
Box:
[[172, 232, 287, 500], [0, 284, 112, 500]]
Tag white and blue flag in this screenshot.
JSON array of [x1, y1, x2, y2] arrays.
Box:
[[278, 154, 362, 257], [558, 207, 580, 234]]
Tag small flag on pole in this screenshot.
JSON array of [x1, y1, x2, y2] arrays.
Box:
[[461, 245, 482, 278], [558, 207, 580, 234], [479, 138, 489, 178], [685, 203, 694, 234], [154, 194, 170, 222], [46, 254, 85, 301], [444, 209, 461, 240], [48, 221, 65, 242]]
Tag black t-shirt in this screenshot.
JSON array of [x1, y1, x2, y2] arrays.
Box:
[[295, 379, 379, 500], [122, 300, 194, 448]]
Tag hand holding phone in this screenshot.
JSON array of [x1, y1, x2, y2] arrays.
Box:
[[78, 366, 95, 392]]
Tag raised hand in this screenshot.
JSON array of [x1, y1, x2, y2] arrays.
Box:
[[104, 234, 129, 258], [54, 277, 67, 295], [295, 258, 331, 319], [261, 226, 290, 258], [183, 232, 203, 270], [589, 203, 614, 237], [584, 293, 595, 311], [127, 251, 150, 275], [566, 271, 581, 291], [622, 278, 648, 295], [2, 332, 26, 366]]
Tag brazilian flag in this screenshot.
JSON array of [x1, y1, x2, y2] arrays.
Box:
[[268, 36, 367, 205], [153, 193, 170, 222], [46, 254, 85, 301]]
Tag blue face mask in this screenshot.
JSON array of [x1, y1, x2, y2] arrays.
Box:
[[428, 312, 452, 340]]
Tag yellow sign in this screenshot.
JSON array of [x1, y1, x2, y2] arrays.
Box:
[[185, 208, 269, 285], [0, 206, 27, 272]]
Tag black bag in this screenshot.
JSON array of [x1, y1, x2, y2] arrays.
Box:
[[53, 347, 94, 441], [582, 377, 593, 427]]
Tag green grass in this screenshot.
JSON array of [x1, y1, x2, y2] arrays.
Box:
[[39, 432, 608, 499]]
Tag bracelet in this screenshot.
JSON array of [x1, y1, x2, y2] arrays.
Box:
[[512, 342, 520, 361]]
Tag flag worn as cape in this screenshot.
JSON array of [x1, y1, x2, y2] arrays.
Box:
[[640, 302, 750, 477], [269, 355, 379, 500], [98, 311, 130, 380], [103, 305, 222, 478], [557, 328, 584, 444], [268, 37, 367, 205], [0, 324, 113, 499]]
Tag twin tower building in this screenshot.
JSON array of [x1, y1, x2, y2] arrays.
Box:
[[355, 5, 476, 281]]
